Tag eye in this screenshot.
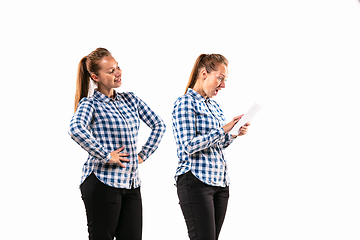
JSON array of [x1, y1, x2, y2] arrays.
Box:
[[108, 66, 120, 74]]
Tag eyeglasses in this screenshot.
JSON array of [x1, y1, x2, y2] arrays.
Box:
[[217, 76, 227, 83]]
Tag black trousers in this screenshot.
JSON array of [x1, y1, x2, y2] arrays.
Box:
[[177, 171, 230, 240], [80, 172, 142, 240]]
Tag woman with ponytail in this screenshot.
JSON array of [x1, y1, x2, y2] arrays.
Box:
[[172, 54, 251, 240], [69, 48, 166, 240]]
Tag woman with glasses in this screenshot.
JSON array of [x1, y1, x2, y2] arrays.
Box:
[[172, 54, 251, 240]]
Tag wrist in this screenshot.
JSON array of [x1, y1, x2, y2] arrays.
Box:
[[103, 153, 112, 163]]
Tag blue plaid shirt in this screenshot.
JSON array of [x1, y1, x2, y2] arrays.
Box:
[[69, 90, 166, 189], [172, 88, 236, 187]]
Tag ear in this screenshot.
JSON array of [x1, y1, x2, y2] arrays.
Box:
[[91, 74, 99, 82], [199, 68, 207, 80]]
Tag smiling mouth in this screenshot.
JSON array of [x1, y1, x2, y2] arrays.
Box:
[[114, 78, 121, 83]]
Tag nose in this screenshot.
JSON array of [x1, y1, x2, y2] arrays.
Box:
[[115, 68, 122, 77], [219, 80, 225, 88]]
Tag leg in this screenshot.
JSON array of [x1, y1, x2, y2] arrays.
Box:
[[114, 187, 143, 240], [80, 173, 122, 240], [214, 186, 229, 240], [177, 172, 217, 240]]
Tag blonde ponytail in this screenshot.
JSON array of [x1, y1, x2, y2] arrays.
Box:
[[184, 54, 207, 94], [74, 57, 91, 112], [73, 48, 112, 112], [184, 53, 228, 94]]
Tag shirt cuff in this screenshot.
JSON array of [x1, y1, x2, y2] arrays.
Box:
[[138, 151, 147, 162], [101, 153, 112, 163], [219, 127, 226, 138]]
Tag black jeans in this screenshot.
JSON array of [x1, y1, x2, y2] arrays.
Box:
[[177, 171, 230, 240], [80, 172, 142, 240]]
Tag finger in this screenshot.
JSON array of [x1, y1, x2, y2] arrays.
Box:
[[119, 152, 130, 157], [241, 126, 248, 132], [120, 158, 130, 162], [244, 122, 251, 126], [238, 131, 246, 136], [238, 127, 247, 135], [118, 161, 126, 168], [234, 115, 243, 121], [233, 117, 241, 123], [117, 147, 125, 153]]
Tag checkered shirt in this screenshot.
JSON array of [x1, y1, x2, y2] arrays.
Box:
[[172, 88, 236, 187], [69, 90, 166, 189]]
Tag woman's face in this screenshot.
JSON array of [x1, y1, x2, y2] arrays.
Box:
[[203, 63, 228, 98], [92, 56, 122, 93]]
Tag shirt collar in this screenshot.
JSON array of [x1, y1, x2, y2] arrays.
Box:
[[93, 89, 121, 103], [186, 88, 210, 103]]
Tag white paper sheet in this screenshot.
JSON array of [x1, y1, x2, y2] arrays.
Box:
[[229, 103, 262, 135]]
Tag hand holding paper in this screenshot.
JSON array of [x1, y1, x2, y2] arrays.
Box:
[[222, 115, 243, 134], [237, 121, 251, 136], [229, 103, 262, 135]]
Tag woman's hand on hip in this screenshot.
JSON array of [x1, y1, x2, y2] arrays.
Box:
[[108, 147, 130, 167]]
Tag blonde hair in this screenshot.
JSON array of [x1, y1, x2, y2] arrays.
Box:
[[74, 48, 111, 112], [185, 54, 228, 94]]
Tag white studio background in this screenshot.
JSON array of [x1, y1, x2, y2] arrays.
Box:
[[1, 0, 360, 239]]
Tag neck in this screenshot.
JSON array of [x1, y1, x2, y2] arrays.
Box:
[[193, 83, 208, 99], [98, 86, 115, 99]]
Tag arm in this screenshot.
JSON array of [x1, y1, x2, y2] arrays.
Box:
[[68, 99, 112, 163], [221, 133, 237, 149], [172, 98, 226, 155], [135, 94, 166, 161], [221, 118, 251, 148]]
